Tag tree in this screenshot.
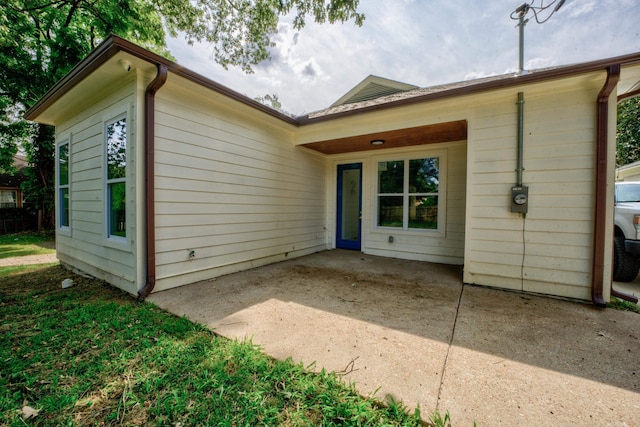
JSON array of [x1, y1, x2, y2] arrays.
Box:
[[0, 0, 364, 229], [617, 97, 640, 167], [255, 94, 283, 111], [254, 93, 297, 117], [0, 99, 28, 174]]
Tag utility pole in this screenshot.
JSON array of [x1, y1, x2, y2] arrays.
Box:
[[510, 0, 567, 74]]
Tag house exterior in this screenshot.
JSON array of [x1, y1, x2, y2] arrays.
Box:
[[616, 160, 640, 182], [0, 155, 36, 234], [0, 155, 27, 209], [26, 35, 640, 305]]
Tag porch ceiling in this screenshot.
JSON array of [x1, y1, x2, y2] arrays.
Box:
[[300, 120, 467, 155]]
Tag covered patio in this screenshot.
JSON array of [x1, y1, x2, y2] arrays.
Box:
[[148, 250, 639, 425]]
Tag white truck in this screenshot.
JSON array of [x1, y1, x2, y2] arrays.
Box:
[[613, 181, 640, 282]]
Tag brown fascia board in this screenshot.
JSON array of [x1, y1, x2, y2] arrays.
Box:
[[25, 34, 298, 126], [25, 34, 640, 127], [25, 39, 119, 121]]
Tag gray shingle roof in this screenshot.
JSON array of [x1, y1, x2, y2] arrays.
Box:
[[307, 72, 522, 120]]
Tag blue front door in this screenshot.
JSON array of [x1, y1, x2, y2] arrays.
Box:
[[336, 163, 362, 250]]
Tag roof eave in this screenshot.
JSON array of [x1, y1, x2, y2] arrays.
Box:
[[25, 34, 298, 126], [26, 35, 640, 127]]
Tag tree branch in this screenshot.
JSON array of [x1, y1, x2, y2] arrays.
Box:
[[64, 0, 82, 27], [11, 0, 67, 12], [76, 1, 111, 30]]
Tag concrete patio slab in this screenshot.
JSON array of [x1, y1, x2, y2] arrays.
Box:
[[614, 276, 640, 303], [148, 250, 640, 426], [439, 285, 640, 426]]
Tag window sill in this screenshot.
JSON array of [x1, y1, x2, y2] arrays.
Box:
[[103, 235, 131, 251], [371, 226, 445, 238], [57, 227, 71, 237]]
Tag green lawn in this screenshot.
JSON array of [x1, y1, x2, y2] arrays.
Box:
[[0, 263, 59, 278], [0, 232, 55, 259], [0, 265, 431, 426]]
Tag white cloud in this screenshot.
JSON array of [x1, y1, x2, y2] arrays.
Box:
[[565, 0, 597, 18], [305, 60, 322, 79], [464, 71, 499, 81], [165, 0, 640, 115], [525, 56, 556, 70]]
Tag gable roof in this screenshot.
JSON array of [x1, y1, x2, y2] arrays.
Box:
[[300, 58, 640, 123], [25, 35, 640, 126], [12, 154, 27, 171], [331, 75, 418, 107], [0, 155, 28, 188], [310, 73, 519, 120], [617, 160, 640, 172]]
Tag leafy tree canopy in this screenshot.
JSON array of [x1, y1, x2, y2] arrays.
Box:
[[0, 0, 363, 228], [617, 97, 640, 167], [0, 98, 25, 174], [255, 94, 283, 111], [2, 0, 363, 109]]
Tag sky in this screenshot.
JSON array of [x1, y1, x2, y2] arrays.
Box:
[[165, 0, 640, 116]]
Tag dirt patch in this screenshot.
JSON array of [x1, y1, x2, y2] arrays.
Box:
[[38, 240, 56, 250], [0, 253, 58, 267]]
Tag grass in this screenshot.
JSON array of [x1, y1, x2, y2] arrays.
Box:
[[608, 297, 640, 313], [0, 263, 59, 278], [0, 232, 55, 259], [0, 265, 430, 426]]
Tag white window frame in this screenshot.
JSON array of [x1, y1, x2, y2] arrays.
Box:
[[104, 114, 128, 243], [374, 150, 447, 235], [57, 140, 71, 233]]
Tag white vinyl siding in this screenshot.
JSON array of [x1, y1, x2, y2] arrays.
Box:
[[41, 52, 616, 302], [464, 79, 603, 300], [363, 142, 465, 264], [153, 77, 327, 291], [53, 77, 139, 295], [325, 140, 466, 265]]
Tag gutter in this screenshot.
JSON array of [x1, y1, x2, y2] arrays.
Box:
[[592, 64, 620, 308], [138, 64, 168, 299]]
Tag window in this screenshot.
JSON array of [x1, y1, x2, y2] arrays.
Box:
[[0, 190, 17, 208], [106, 117, 127, 238], [377, 157, 440, 230], [58, 142, 70, 228]]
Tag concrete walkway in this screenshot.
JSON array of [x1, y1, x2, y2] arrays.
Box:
[[615, 276, 640, 301], [148, 250, 640, 426]]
